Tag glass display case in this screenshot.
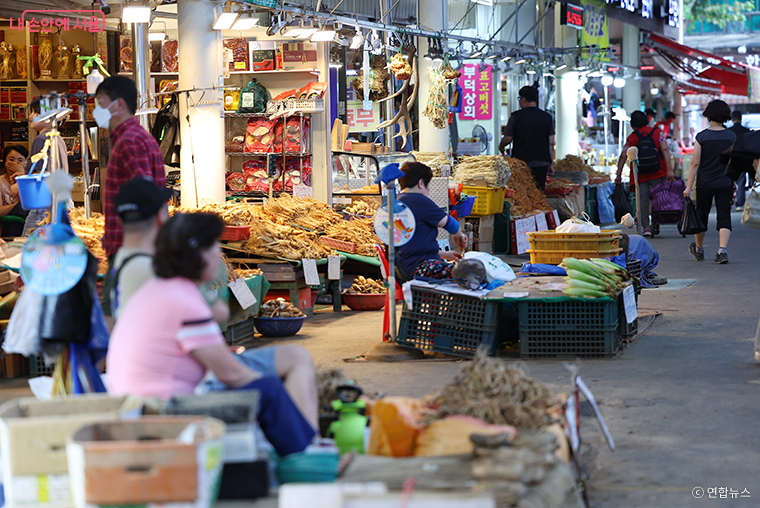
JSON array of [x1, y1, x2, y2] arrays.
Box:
[[331, 151, 416, 196]]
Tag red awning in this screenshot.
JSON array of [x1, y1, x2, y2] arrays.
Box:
[[644, 33, 749, 96]]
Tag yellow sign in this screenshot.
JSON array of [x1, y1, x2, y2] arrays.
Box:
[[581, 0, 610, 61]]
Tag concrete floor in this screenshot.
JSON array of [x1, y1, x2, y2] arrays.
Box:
[[2, 210, 759, 508]]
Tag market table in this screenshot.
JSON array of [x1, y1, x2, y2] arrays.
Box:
[[218, 274, 270, 332]]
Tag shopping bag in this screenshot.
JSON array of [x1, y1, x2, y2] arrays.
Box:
[[650, 179, 686, 212], [741, 185, 760, 229], [678, 197, 706, 235], [3, 287, 43, 356], [611, 183, 631, 222]]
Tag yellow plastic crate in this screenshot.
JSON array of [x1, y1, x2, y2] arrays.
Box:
[[462, 186, 506, 216], [527, 230, 621, 252], [527, 248, 622, 265]]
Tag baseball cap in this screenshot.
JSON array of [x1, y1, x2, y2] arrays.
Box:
[[115, 177, 173, 223], [518, 86, 539, 103]]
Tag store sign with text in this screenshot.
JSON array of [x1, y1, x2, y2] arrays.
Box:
[[581, 0, 610, 60], [8, 10, 105, 33], [603, 0, 679, 27], [345, 84, 381, 132], [458, 64, 492, 121]]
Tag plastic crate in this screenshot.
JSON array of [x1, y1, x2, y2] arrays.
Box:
[[397, 286, 500, 358], [517, 297, 620, 358], [30, 353, 55, 376], [320, 236, 356, 253], [224, 317, 256, 344], [626, 259, 642, 279], [528, 230, 621, 252], [528, 248, 622, 265], [461, 186, 506, 216], [617, 290, 638, 339], [220, 225, 252, 242]]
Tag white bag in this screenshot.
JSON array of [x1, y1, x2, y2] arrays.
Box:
[[463, 251, 516, 283], [556, 213, 601, 233], [741, 185, 760, 229], [3, 287, 43, 357]]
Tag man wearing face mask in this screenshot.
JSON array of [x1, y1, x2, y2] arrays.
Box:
[[95, 76, 166, 315]]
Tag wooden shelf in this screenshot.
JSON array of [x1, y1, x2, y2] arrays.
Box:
[[0, 80, 27, 84], [226, 152, 312, 156], [33, 79, 86, 83], [0, 120, 28, 123], [118, 72, 178, 76], [228, 69, 320, 76]]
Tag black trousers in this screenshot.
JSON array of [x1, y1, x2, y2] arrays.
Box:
[[530, 165, 550, 193], [696, 186, 733, 232]]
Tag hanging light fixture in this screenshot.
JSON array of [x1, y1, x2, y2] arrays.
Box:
[[601, 74, 614, 86], [123, 0, 151, 23], [311, 23, 338, 42], [433, 39, 444, 62], [613, 76, 626, 88], [231, 13, 259, 30], [650, 86, 660, 96], [424, 38, 434, 61], [514, 56, 527, 65], [212, 2, 238, 30], [499, 51, 511, 63], [350, 29, 363, 49], [470, 45, 483, 59], [148, 20, 166, 41], [329, 47, 343, 68]]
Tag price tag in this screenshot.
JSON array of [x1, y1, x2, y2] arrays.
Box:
[[623, 284, 637, 324], [328, 255, 341, 280], [293, 185, 313, 199], [440, 164, 451, 178], [229, 278, 257, 310], [302, 258, 320, 286], [437, 239, 451, 251]]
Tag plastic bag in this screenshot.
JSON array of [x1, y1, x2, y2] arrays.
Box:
[[39, 253, 97, 344], [462, 251, 516, 283], [596, 182, 615, 225], [556, 214, 601, 233], [3, 287, 43, 356], [650, 179, 686, 213], [741, 185, 760, 229], [678, 197, 706, 235], [611, 183, 631, 222]]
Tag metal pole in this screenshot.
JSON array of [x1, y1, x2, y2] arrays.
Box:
[[79, 101, 92, 219], [132, 22, 151, 130], [387, 183, 396, 343], [50, 116, 60, 224], [603, 85, 609, 160]]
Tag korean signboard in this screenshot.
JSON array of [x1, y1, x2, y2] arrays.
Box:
[[8, 10, 106, 33], [345, 84, 381, 132], [581, 0, 610, 60], [458, 63, 492, 121]]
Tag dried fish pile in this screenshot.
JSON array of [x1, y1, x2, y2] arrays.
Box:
[[262, 193, 343, 231], [53, 208, 108, 274], [453, 155, 510, 188], [245, 208, 332, 260], [177, 201, 257, 226], [503, 157, 553, 216], [324, 217, 380, 257], [422, 67, 448, 129], [316, 369, 350, 410], [555, 154, 607, 178], [412, 151, 449, 177], [424, 349, 558, 429]]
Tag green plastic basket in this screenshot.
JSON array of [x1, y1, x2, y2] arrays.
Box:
[[277, 452, 339, 483]]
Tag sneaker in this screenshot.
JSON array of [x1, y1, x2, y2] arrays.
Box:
[[714, 251, 728, 264], [642, 228, 652, 237], [689, 242, 704, 262]]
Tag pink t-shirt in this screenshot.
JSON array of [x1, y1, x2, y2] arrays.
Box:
[[106, 277, 224, 400]]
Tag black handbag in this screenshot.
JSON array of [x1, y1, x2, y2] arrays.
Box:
[[611, 183, 631, 223], [678, 197, 706, 235]]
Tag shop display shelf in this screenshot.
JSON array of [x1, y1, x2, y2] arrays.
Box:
[[229, 69, 320, 76], [461, 186, 506, 216], [517, 297, 620, 358], [226, 151, 311, 156], [224, 112, 269, 117], [397, 286, 500, 358]]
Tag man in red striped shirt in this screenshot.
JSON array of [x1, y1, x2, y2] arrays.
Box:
[[94, 76, 166, 258]]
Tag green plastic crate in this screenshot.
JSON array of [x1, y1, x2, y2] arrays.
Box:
[[397, 286, 500, 358], [517, 297, 619, 358], [224, 317, 255, 345], [584, 185, 599, 224]]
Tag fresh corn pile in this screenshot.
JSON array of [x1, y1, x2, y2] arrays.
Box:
[[561, 258, 631, 298], [343, 276, 386, 294]]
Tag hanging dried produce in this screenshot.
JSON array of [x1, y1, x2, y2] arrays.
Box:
[[422, 66, 448, 129], [351, 54, 389, 101], [38, 34, 53, 79], [376, 46, 419, 149], [390, 53, 411, 80], [440, 59, 461, 81]]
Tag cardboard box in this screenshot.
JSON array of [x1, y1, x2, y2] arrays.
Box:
[[546, 209, 560, 229], [509, 215, 538, 255], [67, 417, 225, 508], [10, 88, 26, 104], [0, 395, 136, 508], [71, 180, 85, 201], [535, 212, 549, 231], [465, 215, 495, 243], [11, 105, 26, 121], [276, 42, 318, 70], [0, 104, 10, 121], [249, 49, 275, 71]]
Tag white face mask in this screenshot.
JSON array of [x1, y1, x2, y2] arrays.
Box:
[[93, 101, 117, 129]]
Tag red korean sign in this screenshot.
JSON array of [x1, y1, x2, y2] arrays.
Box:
[[458, 63, 492, 121], [8, 10, 106, 33]]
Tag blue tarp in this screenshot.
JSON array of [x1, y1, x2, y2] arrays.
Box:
[[597, 182, 616, 225], [627, 235, 660, 287]]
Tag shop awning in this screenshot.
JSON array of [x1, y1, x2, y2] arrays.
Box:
[[643, 33, 749, 96]]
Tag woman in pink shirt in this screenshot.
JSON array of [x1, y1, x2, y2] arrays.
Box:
[[106, 212, 315, 456]]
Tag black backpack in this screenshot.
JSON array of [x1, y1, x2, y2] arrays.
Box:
[[151, 94, 180, 167], [633, 129, 661, 174]]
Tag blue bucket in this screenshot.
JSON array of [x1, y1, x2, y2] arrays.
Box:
[[16, 173, 52, 210]]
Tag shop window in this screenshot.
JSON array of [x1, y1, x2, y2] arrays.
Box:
[[687, 21, 703, 33], [727, 19, 749, 32], [703, 21, 724, 32], [751, 14, 760, 30]]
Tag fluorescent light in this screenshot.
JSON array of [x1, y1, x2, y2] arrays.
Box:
[[296, 28, 318, 38], [350, 34, 363, 49], [526, 69, 536, 75], [486, 53, 497, 60], [499, 55, 512, 62], [556, 63, 567, 71], [311, 27, 337, 41], [148, 31, 166, 41], [213, 11, 238, 30], [123, 5, 151, 23], [329, 61, 343, 68], [601, 75, 613, 86], [231, 15, 259, 30], [613, 77, 625, 88], [514, 58, 526, 65], [650, 87, 660, 96], [576, 64, 587, 71], [472, 0, 493, 4]]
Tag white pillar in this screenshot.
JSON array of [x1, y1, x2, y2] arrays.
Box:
[[622, 23, 641, 114], [418, 0, 449, 152], [554, 7, 580, 158], [177, 0, 225, 208]]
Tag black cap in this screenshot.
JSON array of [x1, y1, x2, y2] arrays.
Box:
[[518, 86, 539, 103], [115, 177, 173, 223]]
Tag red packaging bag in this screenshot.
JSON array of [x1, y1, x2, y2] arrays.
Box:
[[244, 118, 274, 153]]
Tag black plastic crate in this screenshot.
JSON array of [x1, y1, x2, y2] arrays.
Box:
[[224, 317, 255, 344], [396, 287, 500, 358], [30, 354, 55, 376], [517, 298, 619, 358]]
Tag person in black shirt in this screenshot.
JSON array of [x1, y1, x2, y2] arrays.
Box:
[[499, 86, 555, 192], [728, 110, 751, 210]]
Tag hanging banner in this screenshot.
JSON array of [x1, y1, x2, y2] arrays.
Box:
[[749, 68, 760, 102], [458, 64, 492, 121], [581, 0, 610, 61]]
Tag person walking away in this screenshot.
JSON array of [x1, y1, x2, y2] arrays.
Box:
[[498, 86, 555, 192], [655, 111, 676, 138], [645, 108, 656, 127], [615, 110, 674, 236], [684, 100, 736, 264], [728, 110, 750, 210], [94, 75, 166, 315], [24, 98, 69, 236]]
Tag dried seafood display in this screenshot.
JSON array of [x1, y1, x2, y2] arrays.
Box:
[[44, 208, 108, 274], [71, 45, 83, 79], [390, 53, 411, 80], [343, 201, 376, 216], [38, 34, 53, 79], [453, 155, 510, 188], [554, 154, 607, 178], [258, 298, 306, 318], [412, 151, 449, 176], [0, 43, 12, 80], [245, 208, 332, 260], [422, 65, 448, 129], [343, 276, 385, 294], [351, 54, 389, 101], [504, 156, 554, 216], [423, 349, 559, 429], [57, 45, 71, 79], [324, 217, 380, 257], [178, 201, 259, 226]]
